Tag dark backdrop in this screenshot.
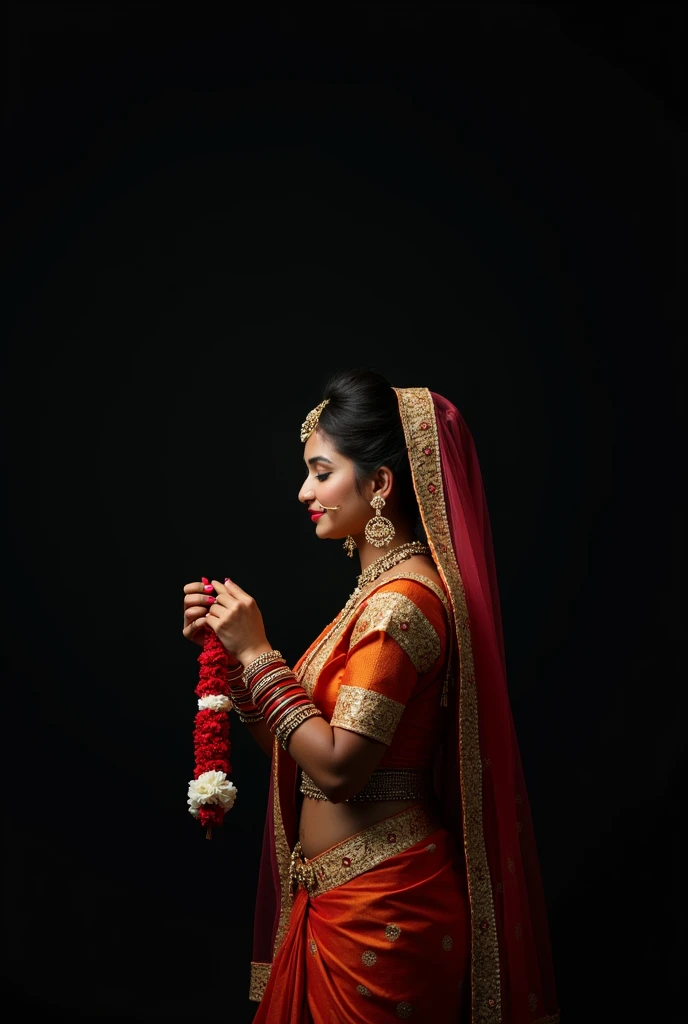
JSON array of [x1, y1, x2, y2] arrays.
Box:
[[2, 3, 684, 1022]]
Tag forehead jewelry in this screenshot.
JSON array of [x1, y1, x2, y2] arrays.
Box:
[[300, 399, 330, 442]]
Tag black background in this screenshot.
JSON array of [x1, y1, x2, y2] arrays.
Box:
[[2, 3, 684, 1021]]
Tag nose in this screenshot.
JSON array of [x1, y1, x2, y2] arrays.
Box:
[[298, 482, 315, 505]]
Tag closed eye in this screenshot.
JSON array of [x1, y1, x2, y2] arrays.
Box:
[[316, 472, 332, 482]]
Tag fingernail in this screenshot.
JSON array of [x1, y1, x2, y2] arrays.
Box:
[[207, 596, 216, 604], [203, 584, 214, 593], [202, 577, 209, 585], [224, 577, 231, 584]]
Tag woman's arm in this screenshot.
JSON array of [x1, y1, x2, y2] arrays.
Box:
[[285, 718, 388, 802]]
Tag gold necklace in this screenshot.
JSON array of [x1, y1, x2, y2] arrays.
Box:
[[340, 541, 430, 613], [357, 541, 430, 588]]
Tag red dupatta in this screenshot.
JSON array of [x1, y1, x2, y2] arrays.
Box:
[[249, 387, 559, 1024]]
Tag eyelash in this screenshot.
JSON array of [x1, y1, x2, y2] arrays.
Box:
[[316, 473, 332, 482]]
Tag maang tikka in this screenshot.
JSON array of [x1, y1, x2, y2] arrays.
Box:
[[364, 495, 395, 548], [300, 399, 330, 443]]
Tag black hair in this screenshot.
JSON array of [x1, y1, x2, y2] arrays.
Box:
[[317, 368, 421, 530]]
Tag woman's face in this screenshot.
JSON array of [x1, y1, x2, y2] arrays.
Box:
[[298, 429, 371, 542]]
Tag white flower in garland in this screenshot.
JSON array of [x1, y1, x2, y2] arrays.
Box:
[[197, 694, 233, 712], [187, 769, 238, 817]]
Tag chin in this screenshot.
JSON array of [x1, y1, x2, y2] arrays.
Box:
[[317, 523, 344, 542]]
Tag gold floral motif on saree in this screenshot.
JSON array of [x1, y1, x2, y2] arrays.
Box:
[[330, 685, 405, 745], [349, 591, 441, 672]]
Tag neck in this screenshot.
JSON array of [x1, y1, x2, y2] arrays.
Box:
[[356, 533, 418, 574]]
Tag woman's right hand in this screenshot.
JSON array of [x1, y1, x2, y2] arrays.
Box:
[[182, 578, 217, 647]]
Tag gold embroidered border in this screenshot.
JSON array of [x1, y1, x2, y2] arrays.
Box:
[[271, 739, 294, 962], [395, 387, 500, 1024], [294, 803, 439, 897], [249, 962, 271, 1002], [297, 573, 450, 698], [349, 590, 441, 672], [330, 684, 405, 745]]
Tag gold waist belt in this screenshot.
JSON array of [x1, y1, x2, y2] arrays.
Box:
[[300, 767, 433, 803]]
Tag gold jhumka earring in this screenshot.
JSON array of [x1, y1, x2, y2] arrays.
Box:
[[364, 495, 395, 548], [343, 536, 357, 558]]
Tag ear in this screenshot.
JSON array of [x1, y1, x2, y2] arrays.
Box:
[[369, 466, 394, 502]]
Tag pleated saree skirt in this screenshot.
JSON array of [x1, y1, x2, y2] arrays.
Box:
[[252, 804, 470, 1023]]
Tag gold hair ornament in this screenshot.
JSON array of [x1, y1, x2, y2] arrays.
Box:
[[300, 399, 330, 443]]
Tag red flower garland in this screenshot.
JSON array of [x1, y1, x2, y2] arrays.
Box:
[[189, 614, 238, 839]]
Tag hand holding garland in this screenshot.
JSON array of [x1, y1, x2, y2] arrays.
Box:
[[203, 578, 322, 750], [183, 573, 316, 837], [186, 577, 390, 808]]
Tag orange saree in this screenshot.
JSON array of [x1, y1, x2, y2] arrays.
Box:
[[252, 805, 470, 1023], [252, 571, 468, 1022]]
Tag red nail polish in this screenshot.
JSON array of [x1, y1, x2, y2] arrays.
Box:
[[203, 584, 214, 593], [207, 596, 216, 604], [202, 577, 209, 585]]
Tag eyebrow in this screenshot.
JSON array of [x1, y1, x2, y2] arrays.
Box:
[[307, 456, 334, 466]]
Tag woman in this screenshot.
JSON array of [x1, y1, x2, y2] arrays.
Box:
[[182, 369, 559, 1023]]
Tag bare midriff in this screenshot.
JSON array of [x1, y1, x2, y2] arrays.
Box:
[[298, 797, 422, 859]]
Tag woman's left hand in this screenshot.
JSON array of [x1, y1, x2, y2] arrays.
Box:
[[203, 578, 272, 667]]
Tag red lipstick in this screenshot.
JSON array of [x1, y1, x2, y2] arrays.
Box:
[[310, 512, 324, 522]]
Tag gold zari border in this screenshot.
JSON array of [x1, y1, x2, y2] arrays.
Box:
[[349, 590, 441, 672], [291, 803, 439, 898], [395, 387, 501, 1024], [249, 961, 271, 1002], [330, 684, 405, 745]]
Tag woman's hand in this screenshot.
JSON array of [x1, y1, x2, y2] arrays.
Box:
[[203, 577, 272, 667], [204, 581, 272, 667], [182, 578, 218, 647]]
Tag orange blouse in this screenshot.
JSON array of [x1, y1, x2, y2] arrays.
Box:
[[296, 574, 452, 770]]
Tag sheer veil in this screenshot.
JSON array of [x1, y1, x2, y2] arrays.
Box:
[[395, 388, 559, 1024]]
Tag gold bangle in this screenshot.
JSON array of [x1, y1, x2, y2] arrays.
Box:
[[275, 705, 322, 750], [251, 667, 296, 702], [242, 650, 285, 686]]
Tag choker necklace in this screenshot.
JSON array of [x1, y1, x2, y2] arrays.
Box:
[[357, 541, 430, 589], [340, 541, 430, 614]]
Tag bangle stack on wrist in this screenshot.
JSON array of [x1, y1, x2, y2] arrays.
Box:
[[243, 650, 322, 749], [227, 661, 264, 724]]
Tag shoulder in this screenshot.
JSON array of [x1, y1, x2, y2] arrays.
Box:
[[364, 571, 450, 621], [350, 573, 449, 672]]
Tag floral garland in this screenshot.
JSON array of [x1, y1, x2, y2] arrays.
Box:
[[186, 589, 238, 838]]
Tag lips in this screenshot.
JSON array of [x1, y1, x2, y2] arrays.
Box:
[[310, 511, 324, 522]]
